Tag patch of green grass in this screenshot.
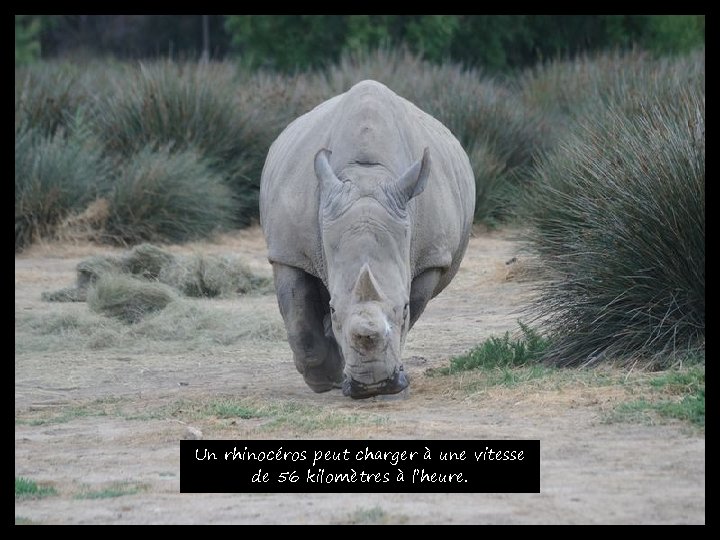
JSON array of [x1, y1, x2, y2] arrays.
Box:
[[433, 322, 551, 375], [15, 477, 57, 499], [18, 407, 106, 426], [15, 516, 35, 525], [74, 482, 146, 500], [607, 365, 704, 427], [256, 402, 388, 432], [16, 397, 123, 426], [649, 368, 705, 392], [210, 401, 265, 419], [125, 397, 388, 433], [336, 505, 408, 525], [204, 399, 388, 433]]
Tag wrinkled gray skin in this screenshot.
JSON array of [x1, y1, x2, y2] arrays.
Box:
[[260, 80, 475, 398]]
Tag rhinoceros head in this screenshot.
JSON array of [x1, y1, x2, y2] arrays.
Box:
[[314, 147, 430, 398]]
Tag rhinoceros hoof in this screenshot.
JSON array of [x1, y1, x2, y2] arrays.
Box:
[[303, 368, 344, 393]]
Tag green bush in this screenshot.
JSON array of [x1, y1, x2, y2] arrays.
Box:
[[15, 120, 111, 251], [524, 84, 704, 367], [103, 147, 236, 245], [94, 60, 273, 225]]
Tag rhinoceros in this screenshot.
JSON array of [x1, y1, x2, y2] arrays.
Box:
[[260, 80, 475, 399]]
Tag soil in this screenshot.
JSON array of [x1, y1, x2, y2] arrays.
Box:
[[14, 227, 705, 524]]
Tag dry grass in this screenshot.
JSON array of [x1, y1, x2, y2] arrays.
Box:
[[17, 296, 286, 355], [87, 274, 178, 324], [42, 243, 273, 302], [158, 254, 273, 298]]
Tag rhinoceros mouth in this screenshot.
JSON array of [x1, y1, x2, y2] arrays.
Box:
[[342, 366, 409, 399]]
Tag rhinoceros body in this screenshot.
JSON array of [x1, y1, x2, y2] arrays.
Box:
[[260, 80, 475, 398]]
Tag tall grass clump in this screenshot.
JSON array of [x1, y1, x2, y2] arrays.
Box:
[[524, 84, 704, 367], [519, 48, 705, 135], [94, 61, 274, 225], [15, 118, 111, 251], [102, 147, 235, 245], [324, 48, 549, 223], [15, 62, 89, 136]]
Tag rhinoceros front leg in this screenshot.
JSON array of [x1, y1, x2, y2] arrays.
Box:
[[408, 268, 443, 330], [272, 263, 344, 392]]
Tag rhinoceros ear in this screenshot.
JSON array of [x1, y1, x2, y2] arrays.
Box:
[[352, 263, 383, 303], [314, 148, 342, 193], [396, 147, 431, 204]]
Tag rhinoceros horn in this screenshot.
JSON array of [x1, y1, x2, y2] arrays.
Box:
[[395, 147, 431, 204], [314, 148, 342, 193], [352, 263, 384, 303]]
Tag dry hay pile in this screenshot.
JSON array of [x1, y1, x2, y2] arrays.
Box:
[[87, 274, 177, 324], [41, 243, 273, 323]]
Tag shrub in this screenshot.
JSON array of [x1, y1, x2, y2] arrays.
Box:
[[15, 120, 111, 251], [102, 147, 236, 245], [15, 63, 81, 135], [524, 84, 704, 367], [518, 48, 705, 130], [94, 60, 273, 225]]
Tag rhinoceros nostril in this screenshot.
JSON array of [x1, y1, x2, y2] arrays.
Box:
[[351, 331, 380, 351]]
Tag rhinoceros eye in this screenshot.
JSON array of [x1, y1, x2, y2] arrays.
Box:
[[403, 303, 409, 319], [329, 305, 336, 316]]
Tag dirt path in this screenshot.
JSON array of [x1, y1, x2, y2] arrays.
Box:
[[14, 228, 705, 524]]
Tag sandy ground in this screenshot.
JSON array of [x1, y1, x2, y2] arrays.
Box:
[[15, 227, 705, 524]]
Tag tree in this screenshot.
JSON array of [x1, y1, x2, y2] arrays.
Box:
[[15, 15, 42, 65]]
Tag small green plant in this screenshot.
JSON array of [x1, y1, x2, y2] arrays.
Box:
[[334, 504, 409, 524], [434, 322, 551, 375], [74, 482, 146, 500], [15, 477, 57, 499]]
